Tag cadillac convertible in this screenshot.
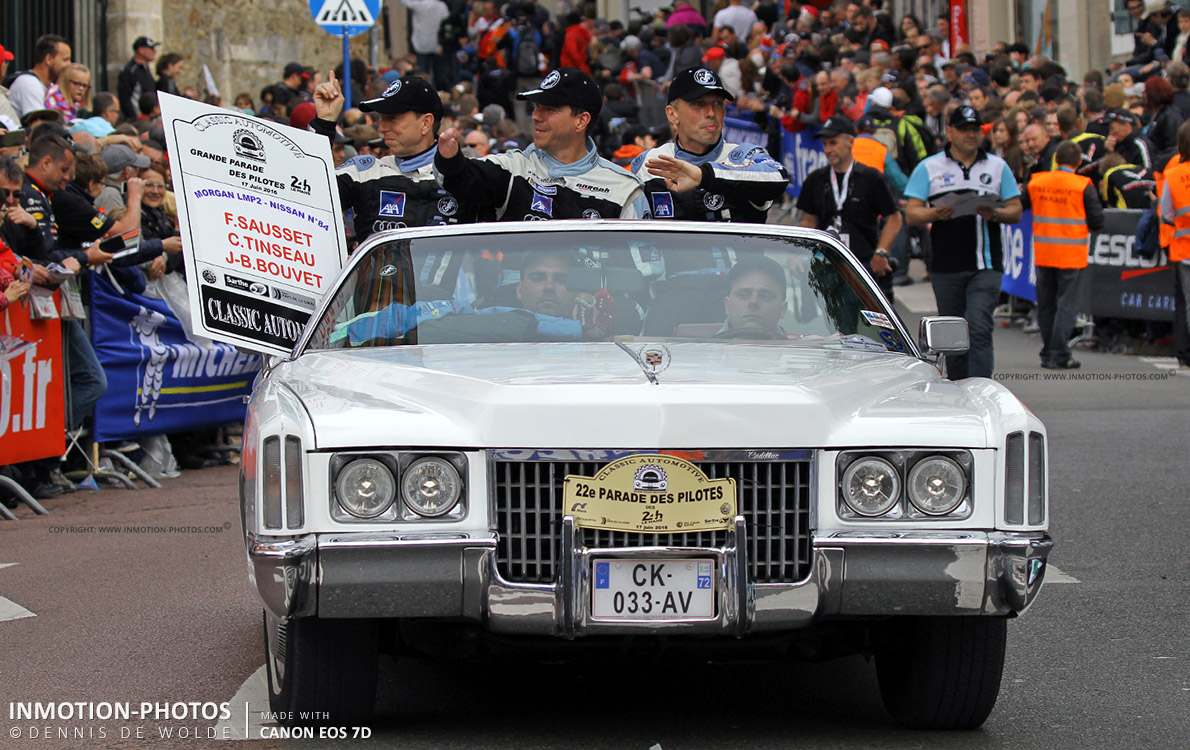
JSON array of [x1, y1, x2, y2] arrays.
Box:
[[240, 221, 1052, 730]]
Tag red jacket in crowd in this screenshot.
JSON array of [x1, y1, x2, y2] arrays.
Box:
[[562, 21, 593, 73]]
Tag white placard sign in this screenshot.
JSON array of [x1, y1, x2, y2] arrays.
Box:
[[159, 93, 348, 356]]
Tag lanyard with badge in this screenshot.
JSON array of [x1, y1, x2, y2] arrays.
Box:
[[830, 163, 852, 250]]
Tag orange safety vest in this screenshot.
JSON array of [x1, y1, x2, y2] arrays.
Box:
[[852, 136, 886, 173], [1156, 153, 1182, 249], [1165, 159, 1190, 262], [1027, 167, 1091, 269]]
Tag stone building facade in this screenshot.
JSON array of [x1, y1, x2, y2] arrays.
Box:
[[104, 0, 406, 110]]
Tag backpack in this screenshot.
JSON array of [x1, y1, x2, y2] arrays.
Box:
[[1, 70, 33, 89], [515, 27, 541, 76], [1135, 205, 1160, 260]]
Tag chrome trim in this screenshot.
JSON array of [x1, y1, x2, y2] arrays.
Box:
[[246, 530, 1052, 629], [248, 535, 317, 619]]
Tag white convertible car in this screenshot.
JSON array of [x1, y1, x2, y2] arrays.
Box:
[[241, 221, 1051, 730]]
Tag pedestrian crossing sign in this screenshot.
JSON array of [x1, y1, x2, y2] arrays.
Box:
[[309, 0, 379, 37]]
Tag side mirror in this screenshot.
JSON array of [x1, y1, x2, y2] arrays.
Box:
[[919, 316, 970, 355]]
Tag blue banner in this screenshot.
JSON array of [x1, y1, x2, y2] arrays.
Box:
[[781, 126, 827, 198], [999, 209, 1036, 302], [90, 273, 261, 442]]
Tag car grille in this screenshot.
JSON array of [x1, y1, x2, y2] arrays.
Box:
[[491, 455, 812, 585]]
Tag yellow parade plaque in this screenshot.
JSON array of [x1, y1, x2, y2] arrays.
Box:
[[562, 454, 737, 533]]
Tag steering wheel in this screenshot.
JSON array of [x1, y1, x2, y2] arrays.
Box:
[[714, 326, 786, 340]]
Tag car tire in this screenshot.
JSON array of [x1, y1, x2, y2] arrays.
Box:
[[263, 611, 379, 727], [875, 616, 1007, 730]]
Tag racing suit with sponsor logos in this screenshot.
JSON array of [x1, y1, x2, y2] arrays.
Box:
[[310, 117, 474, 244], [433, 138, 651, 222], [630, 139, 789, 277]]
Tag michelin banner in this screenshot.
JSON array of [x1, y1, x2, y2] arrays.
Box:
[[89, 272, 260, 443], [723, 116, 828, 199]]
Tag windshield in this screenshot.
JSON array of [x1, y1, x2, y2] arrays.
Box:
[[304, 230, 910, 354]]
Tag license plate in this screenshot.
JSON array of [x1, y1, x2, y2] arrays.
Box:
[[591, 559, 715, 620]]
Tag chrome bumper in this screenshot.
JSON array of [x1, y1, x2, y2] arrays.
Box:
[[247, 518, 1053, 632]]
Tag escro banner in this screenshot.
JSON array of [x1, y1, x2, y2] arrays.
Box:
[[0, 293, 65, 463], [89, 273, 261, 443], [159, 93, 348, 357]]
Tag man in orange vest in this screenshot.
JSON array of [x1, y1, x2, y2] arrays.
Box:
[[1158, 121, 1190, 368], [1027, 141, 1104, 369]]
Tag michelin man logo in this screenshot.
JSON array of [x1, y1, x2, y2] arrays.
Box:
[[541, 71, 562, 89], [131, 306, 170, 427], [694, 69, 717, 86], [383, 79, 402, 97]]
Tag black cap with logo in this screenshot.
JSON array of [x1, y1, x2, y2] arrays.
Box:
[[667, 66, 736, 103], [516, 68, 603, 118], [360, 76, 445, 121], [1106, 108, 1140, 126], [949, 105, 982, 127], [814, 115, 857, 138], [132, 36, 161, 51]]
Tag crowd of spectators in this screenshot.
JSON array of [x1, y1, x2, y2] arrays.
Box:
[[3, 0, 1190, 504]]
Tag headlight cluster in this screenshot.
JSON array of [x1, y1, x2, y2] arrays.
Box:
[[332, 453, 466, 522], [838, 451, 971, 520]]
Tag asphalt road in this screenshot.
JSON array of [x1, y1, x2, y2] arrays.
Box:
[[1, 286, 1187, 749]]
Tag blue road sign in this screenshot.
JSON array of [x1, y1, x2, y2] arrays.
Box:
[[309, 0, 380, 38]]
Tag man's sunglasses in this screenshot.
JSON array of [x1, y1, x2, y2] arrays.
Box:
[[0, 187, 16, 201]]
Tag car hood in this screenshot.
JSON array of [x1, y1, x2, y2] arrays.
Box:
[[277, 343, 1007, 449]]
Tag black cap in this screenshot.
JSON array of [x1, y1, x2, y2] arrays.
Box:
[[516, 68, 603, 118], [667, 66, 736, 103], [360, 76, 445, 120], [283, 62, 307, 79], [132, 36, 161, 51], [1106, 108, 1140, 126], [949, 105, 982, 127], [815, 115, 856, 138], [855, 114, 876, 133]]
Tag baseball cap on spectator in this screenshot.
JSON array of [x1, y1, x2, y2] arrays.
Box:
[[962, 68, 990, 87], [360, 76, 446, 120], [100, 144, 151, 174], [1107, 108, 1140, 125], [0, 43, 13, 63], [949, 105, 982, 127], [283, 62, 308, 80], [622, 35, 642, 51], [869, 87, 894, 109], [668, 66, 736, 103], [380, 70, 400, 85], [855, 115, 876, 133], [517, 68, 603, 118], [703, 46, 727, 62], [870, 39, 890, 52], [132, 36, 161, 51], [814, 115, 857, 138], [289, 102, 317, 131], [1145, 1, 1172, 19], [71, 117, 116, 138]]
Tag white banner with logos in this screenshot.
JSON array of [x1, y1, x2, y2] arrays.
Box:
[[160, 93, 348, 357]]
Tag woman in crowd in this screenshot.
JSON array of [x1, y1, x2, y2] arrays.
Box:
[[1144, 75, 1184, 166], [156, 53, 184, 97], [991, 115, 1026, 182], [233, 93, 255, 116], [139, 165, 183, 280], [899, 13, 925, 44], [44, 63, 91, 123]]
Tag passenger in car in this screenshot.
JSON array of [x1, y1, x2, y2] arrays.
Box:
[[718, 255, 790, 337]]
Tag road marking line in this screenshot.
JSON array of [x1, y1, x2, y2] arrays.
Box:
[[0, 564, 36, 622], [1046, 564, 1080, 584], [1140, 356, 1190, 376], [0, 596, 36, 622], [216, 664, 269, 740]]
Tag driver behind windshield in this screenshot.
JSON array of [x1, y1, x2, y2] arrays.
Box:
[[719, 256, 790, 337], [332, 249, 615, 344]]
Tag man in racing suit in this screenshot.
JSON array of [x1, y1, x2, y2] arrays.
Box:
[[310, 71, 473, 245], [434, 67, 650, 222]]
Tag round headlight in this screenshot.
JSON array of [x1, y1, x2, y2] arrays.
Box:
[[401, 458, 462, 517], [841, 457, 900, 516], [335, 459, 396, 518], [907, 456, 966, 515]]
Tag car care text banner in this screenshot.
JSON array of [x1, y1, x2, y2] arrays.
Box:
[[89, 273, 260, 443], [1000, 208, 1175, 321], [0, 294, 65, 463], [160, 93, 348, 357]]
